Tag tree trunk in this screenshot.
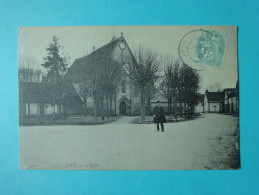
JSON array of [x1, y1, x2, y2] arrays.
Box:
[[52, 86, 56, 121], [141, 95, 146, 122], [28, 103, 30, 118], [141, 103, 146, 122], [94, 98, 97, 121], [184, 102, 187, 116], [169, 99, 172, 114], [106, 97, 109, 118], [114, 93, 117, 116], [83, 96, 87, 117], [179, 102, 182, 117], [173, 101, 177, 119], [109, 97, 112, 116], [147, 97, 150, 116], [167, 98, 170, 113], [100, 98, 104, 117], [63, 101, 66, 119]]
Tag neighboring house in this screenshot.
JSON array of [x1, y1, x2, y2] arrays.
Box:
[[64, 34, 140, 116], [224, 81, 239, 114], [223, 80, 239, 114], [204, 90, 225, 113], [19, 82, 63, 117], [223, 88, 236, 113], [228, 90, 239, 113]]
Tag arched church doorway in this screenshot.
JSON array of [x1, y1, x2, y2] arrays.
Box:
[[119, 101, 126, 115]]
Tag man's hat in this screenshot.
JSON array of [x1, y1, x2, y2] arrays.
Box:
[[156, 101, 160, 103]]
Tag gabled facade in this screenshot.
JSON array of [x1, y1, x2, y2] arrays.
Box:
[[204, 90, 225, 113], [64, 34, 140, 116]]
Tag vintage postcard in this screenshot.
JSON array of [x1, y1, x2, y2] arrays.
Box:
[[19, 26, 239, 170]]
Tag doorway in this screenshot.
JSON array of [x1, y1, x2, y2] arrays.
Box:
[[119, 101, 126, 115]]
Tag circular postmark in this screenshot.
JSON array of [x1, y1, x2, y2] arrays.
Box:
[[178, 29, 228, 70]]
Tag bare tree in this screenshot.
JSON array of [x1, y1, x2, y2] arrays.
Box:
[[18, 67, 34, 82], [99, 57, 125, 117], [126, 45, 160, 122], [179, 64, 200, 116], [160, 57, 181, 114], [18, 56, 44, 82], [206, 82, 223, 92], [76, 80, 93, 117]]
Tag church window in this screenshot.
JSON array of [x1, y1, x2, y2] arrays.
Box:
[[122, 80, 126, 93]]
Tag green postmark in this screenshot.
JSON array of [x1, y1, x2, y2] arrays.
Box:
[[179, 29, 229, 70]]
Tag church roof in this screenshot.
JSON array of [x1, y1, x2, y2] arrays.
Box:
[[64, 36, 135, 83]]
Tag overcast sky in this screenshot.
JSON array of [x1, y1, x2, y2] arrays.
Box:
[[18, 26, 238, 93]]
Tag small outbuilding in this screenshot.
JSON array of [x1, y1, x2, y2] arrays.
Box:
[[19, 82, 63, 117]]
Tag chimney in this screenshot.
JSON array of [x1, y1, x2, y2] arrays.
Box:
[[93, 46, 95, 51], [121, 32, 124, 37]]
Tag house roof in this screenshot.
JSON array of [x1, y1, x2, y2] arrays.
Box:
[[223, 87, 239, 98], [64, 36, 135, 83], [223, 88, 236, 93], [19, 82, 63, 103], [206, 92, 225, 102], [228, 89, 239, 98]]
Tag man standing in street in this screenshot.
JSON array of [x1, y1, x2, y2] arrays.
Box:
[[153, 101, 166, 132]]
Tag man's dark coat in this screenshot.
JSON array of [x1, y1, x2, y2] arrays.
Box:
[[153, 105, 166, 123]]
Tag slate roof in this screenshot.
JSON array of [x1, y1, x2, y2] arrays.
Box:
[[205, 92, 225, 102], [228, 90, 239, 98], [64, 36, 135, 83], [19, 82, 62, 103], [223, 87, 239, 99], [223, 88, 236, 93]]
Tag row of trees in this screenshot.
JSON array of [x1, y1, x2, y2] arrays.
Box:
[[76, 57, 125, 119], [159, 57, 200, 116], [126, 49, 201, 121], [206, 82, 223, 92], [18, 67, 43, 82], [18, 57, 44, 82]]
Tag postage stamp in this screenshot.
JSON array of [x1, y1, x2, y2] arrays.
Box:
[[178, 29, 230, 70]]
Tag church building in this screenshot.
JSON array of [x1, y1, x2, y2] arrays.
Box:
[[64, 33, 141, 116]]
